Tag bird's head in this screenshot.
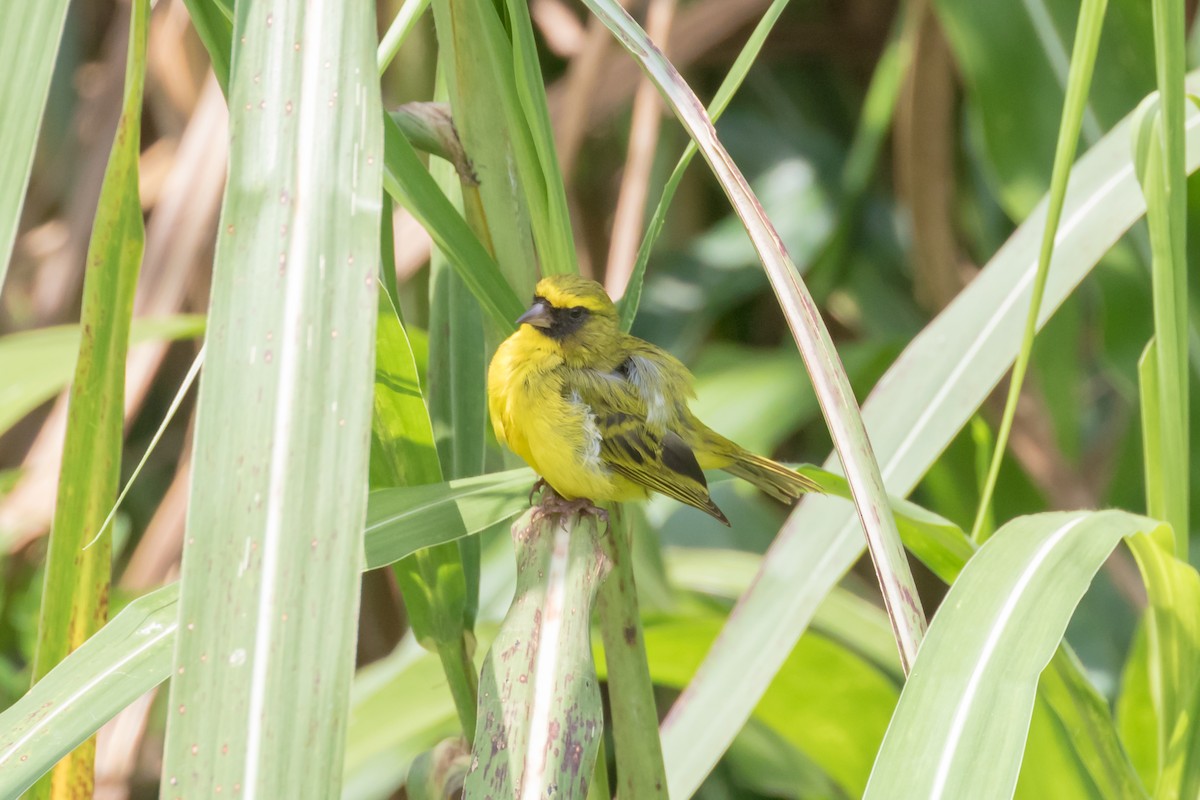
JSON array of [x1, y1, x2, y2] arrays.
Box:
[[516, 275, 620, 361]]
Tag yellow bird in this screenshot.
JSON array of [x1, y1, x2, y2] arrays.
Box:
[[487, 274, 820, 525]]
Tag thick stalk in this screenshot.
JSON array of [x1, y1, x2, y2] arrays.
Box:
[[596, 513, 669, 799]]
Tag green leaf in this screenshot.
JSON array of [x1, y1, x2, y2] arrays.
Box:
[[382, 114, 524, 331], [429, 0, 542, 298], [604, 616, 897, 797], [499, 0, 576, 276], [28, 3, 149, 795], [181, 0, 232, 91], [972, 0, 1109, 542], [0, 0, 70, 294], [0, 315, 204, 439], [1126, 528, 1200, 795], [464, 511, 610, 799], [616, 0, 792, 330], [0, 585, 178, 799], [1117, 621, 1159, 790], [161, 0, 383, 793], [582, 0, 926, 675], [863, 511, 1157, 800], [1131, 90, 1190, 558], [657, 70, 1200, 798], [371, 288, 477, 739], [363, 469, 532, 570]]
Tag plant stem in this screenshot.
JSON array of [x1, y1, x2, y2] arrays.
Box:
[[596, 511, 668, 799], [437, 635, 479, 741]]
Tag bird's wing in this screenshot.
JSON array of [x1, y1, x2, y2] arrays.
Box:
[[569, 365, 728, 524]]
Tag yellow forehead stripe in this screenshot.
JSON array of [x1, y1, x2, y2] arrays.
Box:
[[534, 275, 615, 313]]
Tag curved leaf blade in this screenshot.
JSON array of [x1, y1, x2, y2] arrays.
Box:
[[659, 72, 1200, 798], [0, 586, 178, 799], [864, 511, 1160, 799]]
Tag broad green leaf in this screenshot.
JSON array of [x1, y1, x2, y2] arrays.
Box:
[[28, 3, 149, 795], [1117, 621, 1159, 790], [464, 512, 610, 799], [161, 0, 383, 794], [371, 288, 476, 739], [1018, 649, 1148, 800], [583, 0, 926, 674], [0, 585, 178, 799], [664, 549, 902, 681], [658, 71, 1200, 798], [0, 315, 204, 439], [0, 0, 69, 294], [600, 617, 897, 798], [863, 511, 1157, 800], [425, 77, 487, 626], [363, 469, 532, 569], [429, 0, 542, 298], [1126, 528, 1200, 795]]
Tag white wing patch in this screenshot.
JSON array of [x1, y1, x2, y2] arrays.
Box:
[[625, 355, 668, 427], [569, 389, 604, 472]]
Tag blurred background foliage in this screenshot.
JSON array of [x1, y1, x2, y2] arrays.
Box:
[[1, 0, 1197, 796]]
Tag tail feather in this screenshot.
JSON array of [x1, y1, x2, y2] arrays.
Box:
[[724, 451, 821, 504]]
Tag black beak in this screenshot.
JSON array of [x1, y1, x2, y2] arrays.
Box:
[[516, 300, 553, 329]]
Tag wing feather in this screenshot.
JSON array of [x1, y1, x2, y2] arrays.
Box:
[[567, 365, 729, 525]]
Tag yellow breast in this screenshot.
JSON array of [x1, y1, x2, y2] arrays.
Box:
[[487, 328, 621, 501]]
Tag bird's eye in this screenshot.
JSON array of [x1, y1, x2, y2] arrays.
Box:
[[569, 307, 585, 320]]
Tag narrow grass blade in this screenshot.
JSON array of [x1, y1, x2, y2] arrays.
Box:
[[0, 585, 178, 799], [0, 0, 69, 293], [1141, 0, 1187, 558], [616, 0, 792, 330], [383, 115, 523, 331], [1131, 87, 1190, 559], [377, 0, 431, 73], [582, 0, 927, 673], [161, 0, 383, 794], [972, 0, 1109, 542], [864, 511, 1160, 800], [28, 3, 149, 795], [659, 72, 1200, 798], [181, 0, 232, 91], [500, 0, 577, 276], [0, 315, 204, 438], [464, 511, 610, 799]]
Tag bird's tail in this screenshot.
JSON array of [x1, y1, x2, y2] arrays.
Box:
[[724, 450, 822, 504]]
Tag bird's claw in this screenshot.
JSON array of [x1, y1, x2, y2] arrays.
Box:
[[528, 477, 548, 506], [529, 485, 610, 533]]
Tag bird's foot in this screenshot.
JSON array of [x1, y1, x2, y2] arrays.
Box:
[[530, 486, 610, 532], [528, 477, 549, 506]]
